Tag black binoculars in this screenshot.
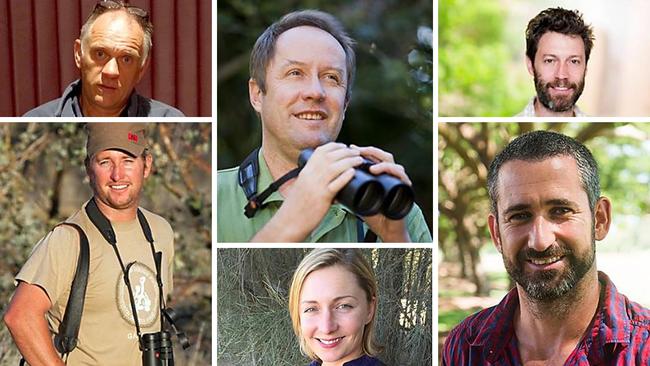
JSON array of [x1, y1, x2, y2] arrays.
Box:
[[142, 331, 174, 366], [298, 148, 414, 219]]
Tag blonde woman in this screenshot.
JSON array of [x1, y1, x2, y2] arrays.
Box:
[[289, 248, 386, 366]]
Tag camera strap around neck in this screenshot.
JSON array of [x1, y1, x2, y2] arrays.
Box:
[[85, 198, 190, 351], [237, 148, 376, 242]]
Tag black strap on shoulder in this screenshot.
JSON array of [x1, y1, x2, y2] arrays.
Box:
[[54, 222, 90, 356], [238, 147, 302, 218], [238, 147, 260, 201], [85, 198, 116, 246], [356, 218, 378, 242], [243, 168, 300, 218]]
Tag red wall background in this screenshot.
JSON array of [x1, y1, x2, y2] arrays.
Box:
[[0, 0, 212, 117]]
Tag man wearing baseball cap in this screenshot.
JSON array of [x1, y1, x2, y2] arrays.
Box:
[[4, 123, 175, 365]]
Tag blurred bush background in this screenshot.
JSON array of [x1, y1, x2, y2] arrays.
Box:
[[0, 123, 211, 365], [217, 0, 433, 232], [217, 248, 432, 365]]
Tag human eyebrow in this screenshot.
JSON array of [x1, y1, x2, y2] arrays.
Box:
[[502, 203, 531, 217], [545, 198, 579, 208], [300, 295, 358, 304]]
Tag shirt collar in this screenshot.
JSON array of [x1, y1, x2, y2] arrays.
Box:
[[473, 271, 636, 363], [518, 96, 586, 117]]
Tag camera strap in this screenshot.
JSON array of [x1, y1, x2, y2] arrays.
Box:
[[237, 148, 377, 241], [238, 148, 301, 218], [85, 198, 189, 351]]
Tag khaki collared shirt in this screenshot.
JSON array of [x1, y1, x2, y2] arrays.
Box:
[[515, 96, 586, 117], [217, 149, 432, 243]]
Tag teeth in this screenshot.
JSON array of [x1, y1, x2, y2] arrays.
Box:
[[111, 185, 127, 190], [530, 256, 561, 265], [319, 337, 341, 345], [296, 113, 324, 120]]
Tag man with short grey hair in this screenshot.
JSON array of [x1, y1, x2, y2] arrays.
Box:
[[24, 1, 183, 117]]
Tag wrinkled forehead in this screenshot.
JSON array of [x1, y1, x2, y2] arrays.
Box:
[[86, 10, 144, 45], [269, 26, 347, 72]]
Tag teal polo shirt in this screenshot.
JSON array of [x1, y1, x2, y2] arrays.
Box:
[[217, 150, 432, 243]]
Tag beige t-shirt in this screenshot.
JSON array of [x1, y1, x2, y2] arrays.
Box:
[[16, 200, 174, 366]]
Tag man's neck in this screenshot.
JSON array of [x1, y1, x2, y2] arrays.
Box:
[[514, 268, 600, 364], [93, 197, 138, 222], [80, 95, 126, 117], [260, 144, 300, 197], [533, 98, 576, 117]]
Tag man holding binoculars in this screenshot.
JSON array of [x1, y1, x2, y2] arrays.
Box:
[[217, 10, 431, 243]]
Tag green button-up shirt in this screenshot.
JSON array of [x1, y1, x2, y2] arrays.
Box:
[[217, 150, 432, 243]]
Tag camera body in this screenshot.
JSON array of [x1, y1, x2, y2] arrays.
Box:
[[142, 331, 174, 366], [298, 148, 414, 219]]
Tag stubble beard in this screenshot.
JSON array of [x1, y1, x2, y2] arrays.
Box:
[[534, 70, 586, 113], [502, 230, 596, 302]]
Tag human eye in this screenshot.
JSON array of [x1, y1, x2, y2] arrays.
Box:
[[122, 55, 133, 65], [507, 211, 531, 223], [324, 72, 341, 83], [550, 207, 573, 217], [287, 69, 303, 77], [570, 58, 581, 65], [543, 58, 554, 64], [302, 307, 316, 314], [94, 49, 107, 60], [336, 303, 353, 311]]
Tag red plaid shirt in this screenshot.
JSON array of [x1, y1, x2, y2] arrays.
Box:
[[443, 272, 650, 365]]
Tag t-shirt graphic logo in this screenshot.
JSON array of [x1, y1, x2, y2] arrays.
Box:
[[134, 276, 152, 312], [117, 262, 159, 327]]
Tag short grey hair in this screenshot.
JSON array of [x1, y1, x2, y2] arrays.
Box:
[[79, 1, 153, 67]]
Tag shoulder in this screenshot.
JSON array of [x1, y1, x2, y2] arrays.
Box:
[[135, 94, 185, 117], [442, 305, 498, 362], [404, 204, 432, 243], [23, 98, 62, 117], [139, 207, 174, 236]]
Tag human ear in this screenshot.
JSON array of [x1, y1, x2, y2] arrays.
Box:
[[488, 213, 503, 253], [594, 197, 612, 241], [526, 56, 535, 76], [248, 78, 264, 113], [74, 39, 83, 69], [143, 154, 153, 179], [136, 57, 151, 83]]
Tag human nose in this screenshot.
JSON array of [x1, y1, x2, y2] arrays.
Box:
[[110, 163, 125, 181], [317, 309, 338, 334], [527, 216, 556, 252], [302, 75, 325, 101], [102, 57, 120, 78], [556, 61, 568, 80]]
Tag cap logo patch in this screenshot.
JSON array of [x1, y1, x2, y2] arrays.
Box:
[[128, 132, 139, 143]]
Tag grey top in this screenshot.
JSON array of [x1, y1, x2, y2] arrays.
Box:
[[23, 79, 185, 117]]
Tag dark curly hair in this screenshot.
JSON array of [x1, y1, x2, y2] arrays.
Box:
[[526, 7, 594, 63]]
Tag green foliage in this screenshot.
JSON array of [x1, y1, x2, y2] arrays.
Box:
[[217, 0, 433, 230], [439, 0, 529, 116]]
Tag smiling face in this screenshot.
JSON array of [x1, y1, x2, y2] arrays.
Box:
[[87, 149, 152, 220], [527, 32, 587, 114], [299, 265, 375, 366], [487, 156, 610, 301], [249, 26, 348, 160], [74, 10, 148, 117]]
